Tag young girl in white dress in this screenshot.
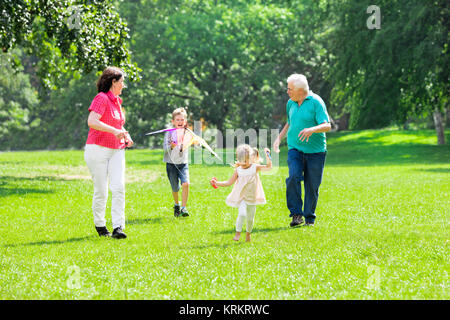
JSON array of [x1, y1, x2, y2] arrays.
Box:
[[210, 144, 272, 242]]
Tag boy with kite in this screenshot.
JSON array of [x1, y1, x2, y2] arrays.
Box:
[[146, 107, 222, 217], [163, 107, 194, 217]]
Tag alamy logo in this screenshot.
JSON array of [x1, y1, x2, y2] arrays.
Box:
[[67, 6, 82, 30], [366, 5, 381, 29], [165, 121, 280, 175], [367, 265, 381, 290], [66, 265, 81, 289]]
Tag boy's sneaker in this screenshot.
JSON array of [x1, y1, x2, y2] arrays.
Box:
[[95, 226, 111, 237], [305, 222, 315, 226], [180, 207, 189, 217], [112, 226, 127, 239], [174, 204, 181, 217], [289, 215, 304, 227]]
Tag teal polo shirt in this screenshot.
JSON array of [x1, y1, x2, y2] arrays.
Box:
[[286, 91, 330, 153]]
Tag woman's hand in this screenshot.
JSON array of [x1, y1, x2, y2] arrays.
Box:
[[88, 112, 128, 142], [125, 133, 134, 147], [113, 128, 128, 140]]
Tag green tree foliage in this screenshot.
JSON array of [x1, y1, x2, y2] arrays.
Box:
[[119, 0, 331, 147], [327, 0, 448, 141], [0, 50, 39, 147], [0, 0, 140, 89], [33, 73, 98, 149], [1, 0, 446, 150], [0, 48, 97, 150]]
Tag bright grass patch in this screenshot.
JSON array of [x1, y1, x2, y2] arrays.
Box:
[[0, 129, 449, 299]]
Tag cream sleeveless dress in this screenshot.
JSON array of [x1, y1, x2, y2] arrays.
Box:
[[225, 164, 266, 207]]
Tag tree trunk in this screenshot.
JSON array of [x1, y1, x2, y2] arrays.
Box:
[[216, 119, 225, 149], [433, 108, 445, 145], [337, 113, 350, 131], [446, 108, 450, 128], [403, 118, 412, 130]]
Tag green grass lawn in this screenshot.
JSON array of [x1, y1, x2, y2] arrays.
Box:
[[0, 129, 449, 299]]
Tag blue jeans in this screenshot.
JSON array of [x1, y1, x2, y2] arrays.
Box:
[[166, 163, 190, 192], [286, 148, 326, 223]]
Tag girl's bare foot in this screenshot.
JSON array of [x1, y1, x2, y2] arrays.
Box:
[[233, 232, 241, 241], [245, 232, 251, 242]]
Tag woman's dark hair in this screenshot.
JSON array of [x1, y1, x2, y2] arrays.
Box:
[[96, 66, 124, 93]]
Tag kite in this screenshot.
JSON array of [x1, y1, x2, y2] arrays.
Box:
[[145, 126, 222, 162]]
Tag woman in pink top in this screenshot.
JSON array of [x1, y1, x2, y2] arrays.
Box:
[[210, 144, 272, 242], [84, 66, 133, 239]]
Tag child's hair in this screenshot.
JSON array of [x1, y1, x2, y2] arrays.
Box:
[[172, 107, 187, 120], [251, 147, 263, 164], [233, 144, 254, 168]]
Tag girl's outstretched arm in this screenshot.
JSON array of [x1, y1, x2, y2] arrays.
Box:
[[256, 148, 272, 172], [213, 169, 238, 187]]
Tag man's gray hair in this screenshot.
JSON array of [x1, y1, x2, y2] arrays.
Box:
[[287, 74, 309, 92]]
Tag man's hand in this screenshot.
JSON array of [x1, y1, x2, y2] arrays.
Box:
[[273, 138, 281, 153], [273, 123, 289, 153], [298, 128, 314, 142]]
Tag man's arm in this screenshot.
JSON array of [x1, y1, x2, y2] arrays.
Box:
[[298, 122, 331, 142], [273, 123, 289, 153]]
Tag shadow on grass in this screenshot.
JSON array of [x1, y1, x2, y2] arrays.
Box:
[[0, 186, 54, 198], [126, 159, 163, 166], [326, 144, 449, 166], [212, 226, 287, 235], [324, 130, 450, 166], [127, 217, 164, 225], [3, 236, 94, 248], [188, 242, 246, 250], [0, 175, 80, 182], [188, 226, 298, 250], [413, 168, 450, 173], [0, 176, 62, 198]]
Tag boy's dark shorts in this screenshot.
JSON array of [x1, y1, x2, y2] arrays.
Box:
[[166, 163, 190, 192]]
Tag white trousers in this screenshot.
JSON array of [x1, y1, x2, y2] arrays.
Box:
[[84, 144, 125, 230], [235, 201, 256, 233]]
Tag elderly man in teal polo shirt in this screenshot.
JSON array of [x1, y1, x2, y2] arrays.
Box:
[[273, 74, 331, 227]]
